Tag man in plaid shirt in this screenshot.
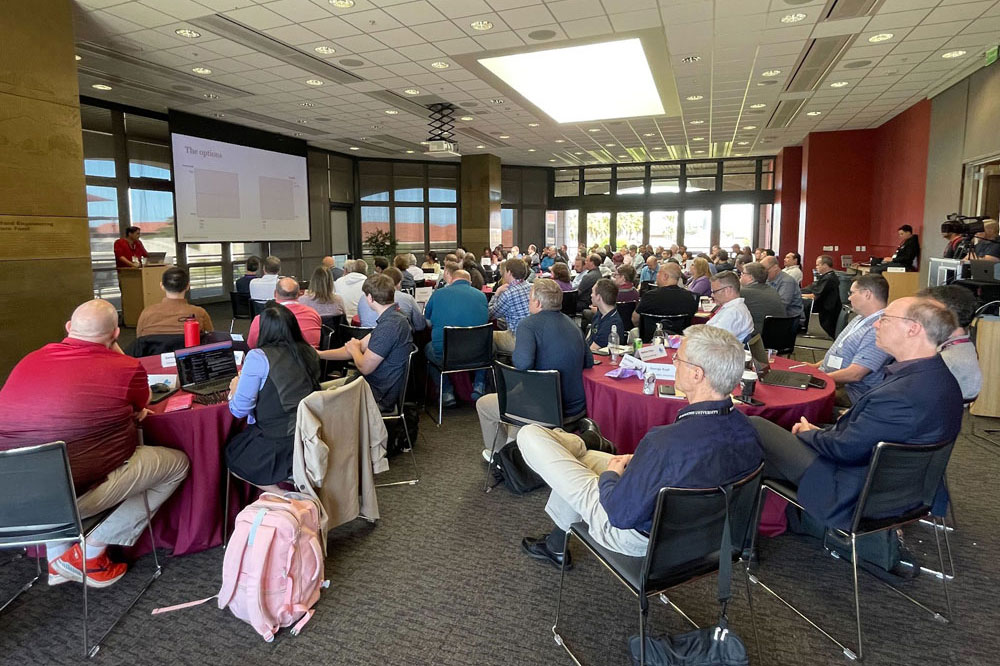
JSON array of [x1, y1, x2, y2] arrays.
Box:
[[491, 258, 532, 353]]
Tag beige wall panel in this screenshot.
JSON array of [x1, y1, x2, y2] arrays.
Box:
[[0, 257, 93, 379], [0, 0, 79, 108], [964, 62, 1000, 163], [0, 215, 90, 260], [0, 93, 86, 218]]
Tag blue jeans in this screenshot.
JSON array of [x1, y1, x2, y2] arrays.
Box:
[[424, 342, 485, 397]]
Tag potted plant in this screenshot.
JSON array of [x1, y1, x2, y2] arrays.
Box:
[[363, 228, 396, 259]]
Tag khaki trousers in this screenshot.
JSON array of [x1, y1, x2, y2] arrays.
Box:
[[493, 329, 516, 354]]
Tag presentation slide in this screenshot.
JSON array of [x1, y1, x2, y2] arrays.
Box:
[[171, 133, 309, 242]]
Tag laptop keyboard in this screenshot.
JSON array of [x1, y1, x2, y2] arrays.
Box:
[[193, 391, 230, 405], [763, 369, 808, 387]]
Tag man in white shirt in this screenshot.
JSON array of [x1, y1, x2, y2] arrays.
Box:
[[249, 255, 281, 302], [707, 270, 754, 342], [334, 258, 369, 317], [782, 251, 803, 285], [405, 253, 424, 282]]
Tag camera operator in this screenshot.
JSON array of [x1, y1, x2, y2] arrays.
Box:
[[970, 219, 1000, 262], [941, 220, 970, 260]]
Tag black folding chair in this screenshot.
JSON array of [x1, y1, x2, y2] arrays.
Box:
[[639, 313, 691, 342], [484, 362, 587, 492], [799, 297, 814, 333], [377, 344, 420, 488], [340, 323, 374, 341], [0, 442, 162, 658], [615, 301, 637, 329], [553, 464, 764, 666], [560, 290, 579, 318], [425, 324, 496, 425], [747, 439, 956, 662], [251, 300, 269, 317], [229, 292, 252, 330], [834, 304, 854, 338], [318, 315, 345, 378], [125, 334, 187, 357], [760, 315, 799, 356]]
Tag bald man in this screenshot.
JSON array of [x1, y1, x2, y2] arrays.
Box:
[[322, 255, 344, 281], [0, 299, 190, 587], [246, 277, 322, 348]]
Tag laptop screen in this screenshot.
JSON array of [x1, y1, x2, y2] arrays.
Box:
[[175, 341, 237, 388]]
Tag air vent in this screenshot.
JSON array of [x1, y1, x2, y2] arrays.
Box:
[[784, 35, 853, 93], [367, 89, 449, 117], [824, 0, 880, 21], [190, 15, 362, 85], [768, 99, 807, 128], [218, 108, 328, 135], [454, 126, 509, 146]]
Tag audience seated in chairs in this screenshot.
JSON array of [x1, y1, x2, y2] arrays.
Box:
[[334, 259, 370, 318], [321, 255, 344, 281], [706, 271, 754, 342], [249, 255, 282, 302], [298, 265, 346, 318], [358, 267, 427, 331], [136, 266, 213, 338], [804, 274, 891, 408], [632, 262, 698, 328], [762, 255, 804, 320], [0, 298, 190, 587], [738, 262, 787, 337], [227, 305, 321, 493], [750, 296, 963, 574], [234, 255, 260, 294], [477, 278, 594, 464], [424, 265, 490, 407], [802, 254, 843, 338], [586, 278, 623, 350], [685, 257, 713, 298], [247, 277, 322, 349], [550, 262, 574, 292], [919, 284, 983, 400], [489, 258, 532, 354], [613, 264, 639, 303], [393, 254, 417, 290], [517, 324, 763, 565], [320, 274, 413, 412]]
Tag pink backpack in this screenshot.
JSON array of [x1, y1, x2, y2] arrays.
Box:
[[154, 492, 328, 642]]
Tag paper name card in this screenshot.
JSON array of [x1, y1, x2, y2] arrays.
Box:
[[235, 351, 245, 366], [645, 362, 676, 381], [230, 333, 244, 342], [160, 352, 176, 367], [638, 344, 667, 361], [619, 354, 646, 371]]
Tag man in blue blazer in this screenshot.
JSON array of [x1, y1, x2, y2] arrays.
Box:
[[752, 296, 963, 535]]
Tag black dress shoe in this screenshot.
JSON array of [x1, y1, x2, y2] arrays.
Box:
[[575, 418, 617, 454], [522, 535, 572, 570]]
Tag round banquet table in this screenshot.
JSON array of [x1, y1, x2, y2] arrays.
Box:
[[583, 348, 834, 455], [126, 355, 248, 558]]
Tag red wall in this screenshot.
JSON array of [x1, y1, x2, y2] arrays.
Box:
[[773, 146, 802, 256]]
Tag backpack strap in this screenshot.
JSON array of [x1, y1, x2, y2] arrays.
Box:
[[245, 523, 278, 642], [217, 519, 252, 609], [151, 596, 216, 615], [716, 484, 735, 624]]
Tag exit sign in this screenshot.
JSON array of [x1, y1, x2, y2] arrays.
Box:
[[987, 45, 998, 66]]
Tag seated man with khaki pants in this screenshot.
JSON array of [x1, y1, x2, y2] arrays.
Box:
[[516, 325, 763, 567], [488, 258, 532, 353]]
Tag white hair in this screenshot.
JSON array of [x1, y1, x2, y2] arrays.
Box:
[[682, 324, 744, 396]]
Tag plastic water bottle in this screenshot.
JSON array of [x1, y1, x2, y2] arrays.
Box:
[[653, 322, 665, 348], [609, 325, 620, 364]]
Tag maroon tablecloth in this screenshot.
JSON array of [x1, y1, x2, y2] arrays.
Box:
[[583, 349, 834, 455], [128, 355, 246, 557]]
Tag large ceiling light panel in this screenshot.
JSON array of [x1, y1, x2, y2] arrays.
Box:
[[478, 39, 664, 123]]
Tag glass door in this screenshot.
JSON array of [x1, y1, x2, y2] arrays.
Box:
[[682, 209, 712, 253], [719, 203, 754, 252], [649, 210, 678, 249], [586, 211, 611, 251]]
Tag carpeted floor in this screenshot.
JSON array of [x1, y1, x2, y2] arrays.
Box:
[[2, 305, 997, 665]]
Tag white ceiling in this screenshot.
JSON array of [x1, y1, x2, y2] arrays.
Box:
[[72, 0, 1000, 165]]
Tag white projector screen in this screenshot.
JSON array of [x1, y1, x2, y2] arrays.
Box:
[[171, 133, 309, 242]]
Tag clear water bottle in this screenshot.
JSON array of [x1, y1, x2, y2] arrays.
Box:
[[609, 325, 620, 364], [653, 322, 665, 348]]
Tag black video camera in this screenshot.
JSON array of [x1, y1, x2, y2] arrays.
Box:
[[941, 213, 986, 237]]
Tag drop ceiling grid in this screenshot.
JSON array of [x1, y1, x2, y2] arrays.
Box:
[[74, 0, 1000, 163]]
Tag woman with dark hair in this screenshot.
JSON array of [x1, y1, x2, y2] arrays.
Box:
[[550, 262, 573, 291], [226, 306, 321, 491], [299, 265, 345, 316], [422, 251, 440, 272], [462, 256, 485, 289]]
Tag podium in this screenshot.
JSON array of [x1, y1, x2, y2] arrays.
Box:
[[971, 317, 1000, 418], [884, 270, 920, 303], [118, 265, 168, 327]]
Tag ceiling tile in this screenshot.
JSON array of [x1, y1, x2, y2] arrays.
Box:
[[428, 0, 495, 19], [222, 5, 293, 30], [546, 0, 605, 22], [382, 1, 449, 25], [266, 0, 333, 23], [337, 34, 392, 52], [560, 14, 614, 38], [864, 8, 933, 30], [341, 8, 405, 31], [609, 8, 662, 32], [372, 27, 426, 47], [434, 36, 484, 54], [302, 16, 364, 39], [474, 31, 526, 49], [498, 4, 557, 29], [264, 24, 326, 45], [396, 42, 448, 59], [924, 2, 993, 24]]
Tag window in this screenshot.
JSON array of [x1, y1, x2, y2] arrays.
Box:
[[586, 211, 610, 249], [395, 206, 424, 249], [83, 131, 115, 178], [584, 167, 611, 195], [501, 208, 515, 247], [428, 164, 458, 202], [720, 203, 754, 251], [722, 160, 756, 191], [760, 158, 775, 189], [393, 162, 423, 202], [128, 140, 171, 180], [545, 211, 557, 247], [360, 162, 391, 201], [615, 211, 644, 248], [683, 209, 712, 252], [649, 210, 678, 249], [87, 185, 120, 306], [685, 163, 717, 192], [361, 206, 390, 237], [554, 169, 580, 197], [548, 209, 579, 262], [129, 189, 175, 264], [429, 207, 457, 245], [616, 165, 646, 195], [650, 163, 680, 193]]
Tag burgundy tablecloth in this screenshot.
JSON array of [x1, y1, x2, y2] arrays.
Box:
[[583, 350, 834, 455], [128, 355, 246, 557]]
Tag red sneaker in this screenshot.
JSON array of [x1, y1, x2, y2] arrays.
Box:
[[47, 555, 72, 586], [53, 544, 128, 588]]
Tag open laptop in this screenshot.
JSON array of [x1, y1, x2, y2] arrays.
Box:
[[970, 259, 1000, 282], [752, 357, 813, 390], [146, 252, 167, 264], [175, 341, 238, 395]]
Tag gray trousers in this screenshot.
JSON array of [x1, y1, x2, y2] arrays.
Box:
[[749, 416, 817, 484]]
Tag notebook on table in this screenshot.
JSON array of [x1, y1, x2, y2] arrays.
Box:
[[174, 341, 238, 396]]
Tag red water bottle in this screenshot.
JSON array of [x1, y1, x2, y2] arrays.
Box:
[[184, 317, 200, 347]]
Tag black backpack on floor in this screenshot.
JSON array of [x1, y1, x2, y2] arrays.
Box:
[[490, 442, 546, 494]]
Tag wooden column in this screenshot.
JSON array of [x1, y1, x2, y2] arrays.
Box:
[[460, 154, 501, 252], [0, 0, 91, 380]]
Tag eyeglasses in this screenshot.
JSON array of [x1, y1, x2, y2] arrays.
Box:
[[710, 286, 731, 295], [672, 354, 702, 370], [878, 314, 916, 324]]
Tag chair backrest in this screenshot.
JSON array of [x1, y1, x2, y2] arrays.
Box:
[[834, 305, 853, 338], [251, 299, 269, 317], [0, 442, 83, 546], [615, 301, 637, 328], [560, 290, 579, 317], [641, 464, 764, 596], [127, 333, 187, 357], [639, 281, 655, 294], [230, 291, 252, 319], [495, 361, 564, 428], [639, 313, 691, 342], [319, 314, 345, 351], [836, 272, 853, 304], [761, 315, 799, 354], [799, 297, 813, 332], [852, 440, 955, 534], [384, 344, 419, 417], [442, 323, 494, 371], [340, 323, 373, 341]]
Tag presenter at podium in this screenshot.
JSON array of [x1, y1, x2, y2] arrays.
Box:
[[114, 226, 148, 268]]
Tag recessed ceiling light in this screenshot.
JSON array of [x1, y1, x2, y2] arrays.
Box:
[[781, 13, 807, 23], [686, 95, 704, 101], [942, 50, 967, 59], [554, 139, 565, 143], [300, 102, 315, 107], [75, 55, 82, 61], [737, 141, 749, 146], [618, 154, 627, 158], [653, 146, 663, 150], [212, 113, 225, 118], [742, 125, 757, 130], [306, 79, 325, 86], [643, 132, 655, 137], [528, 122, 539, 127], [829, 81, 850, 88], [405, 150, 415, 154], [604, 142, 615, 146], [692, 137, 705, 141], [459, 116, 474, 121], [384, 109, 399, 115], [749, 103, 766, 109], [574, 151, 583, 155], [314, 46, 337, 55], [806, 111, 822, 116], [682, 55, 701, 63], [868, 33, 893, 43], [476, 144, 486, 149], [91, 84, 112, 91], [587, 128, 601, 132], [481, 39, 664, 124], [431, 61, 450, 69], [403, 88, 420, 95], [175, 28, 201, 38], [203, 93, 219, 99], [527, 148, 536, 152], [549, 158, 557, 162], [471, 20, 493, 31], [297, 119, 308, 124], [191, 67, 212, 75], [329, 0, 355, 7], [349, 146, 360, 150], [694, 149, 706, 154], [762, 69, 782, 77], [499, 135, 510, 139], [689, 119, 704, 125], [489, 98, 504, 104]]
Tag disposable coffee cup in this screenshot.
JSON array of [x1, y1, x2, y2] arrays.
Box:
[[740, 370, 757, 398]]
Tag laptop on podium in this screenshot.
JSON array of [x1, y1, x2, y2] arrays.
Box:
[[175, 341, 238, 395]]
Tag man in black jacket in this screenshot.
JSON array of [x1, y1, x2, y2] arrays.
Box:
[[631, 262, 697, 327], [882, 224, 920, 271], [576, 253, 603, 313], [802, 255, 842, 338]]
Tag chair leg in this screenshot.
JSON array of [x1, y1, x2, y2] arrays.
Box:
[[639, 602, 648, 666], [551, 531, 586, 666], [933, 516, 953, 622], [81, 536, 90, 659], [437, 375, 443, 426], [850, 534, 864, 663], [376, 417, 420, 488], [0, 550, 42, 615], [222, 472, 231, 546], [484, 422, 505, 492]]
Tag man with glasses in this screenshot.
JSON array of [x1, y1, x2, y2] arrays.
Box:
[[739, 262, 787, 337], [761, 256, 804, 320], [804, 274, 891, 407], [706, 271, 754, 342], [516, 325, 762, 564]]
